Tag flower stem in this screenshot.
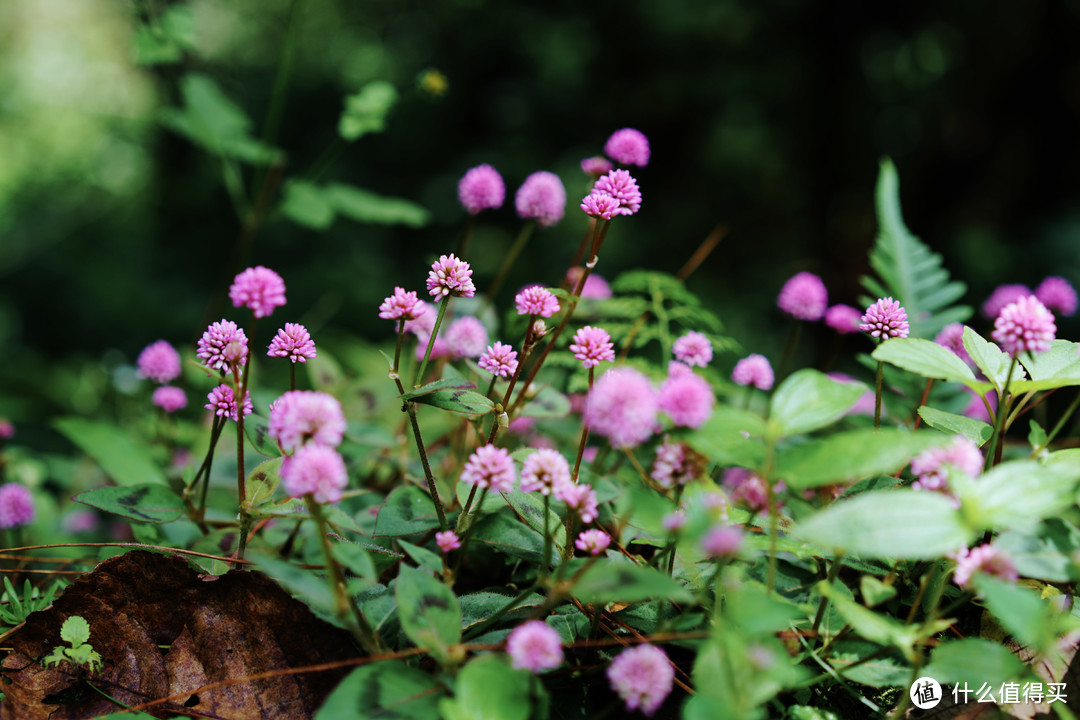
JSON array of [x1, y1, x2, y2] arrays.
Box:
[[1035, 388, 1080, 454], [540, 494, 552, 582], [873, 360, 885, 429], [486, 221, 535, 300], [405, 402, 448, 531], [413, 295, 450, 387], [985, 357, 1018, 471]]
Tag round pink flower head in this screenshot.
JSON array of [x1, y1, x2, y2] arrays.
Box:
[[205, 385, 253, 422], [460, 444, 516, 493], [575, 529, 611, 555], [566, 267, 613, 299], [651, 439, 703, 488], [953, 544, 1018, 589], [281, 444, 348, 504], [604, 128, 650, 167], [580, 191, 623, 220], [592, 169, 642, 216], [1036, 276, 1078, 317], [478, 341, 519, 378], [267, 323, 317, 364], [515, 286, 561, 318], [268, 390, 347, 453], [515, 171, 566, 227], [825, 304, 863, 334], [581, 156, 613, 177], [152, 386, 188, 413], [435, 530, 461, 553], [196, 320, 249, 374], [585, 367, 659, 448], [137, 340, 182, 383], [702, 525, 743, 559], [860, 297, 910, 339], [569, 326, 616, 370], [672, 331, 713, 367], [458, 163, 505, 215], [731, 354, 774, 391], [658, 369, 715, 428], [445, 316, 489, 359], [0, 484, 34, 528], [777, 272, 828, 321], [606, 644, 674, 717], [506, 620, 563, 673], [427, 253, 476, 300], [934, 323, 973, 367], [520, 448, 573, 496], [229, 266, 286, 319], [403, 299, 435, 335], [554, 482, 599, 523], [0, 420, 14, 440], [911, 435, 983, 493], [992, 295, 1056, 357], [982, 284, 1031, 319], [379, 287, 425, 321], [724, 467, 769, 513]]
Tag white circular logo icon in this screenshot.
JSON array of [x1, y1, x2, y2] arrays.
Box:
[[910, 677, 942, 709]]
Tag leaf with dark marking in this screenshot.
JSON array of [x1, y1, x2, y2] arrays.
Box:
[[73, 484, 186, 524]]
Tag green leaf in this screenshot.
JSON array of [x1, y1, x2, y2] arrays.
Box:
[[60, 615, 91, 646], [244, 457, 281, 507], [54, 417, 167, 486], [374, 486, 443, 537], [280, 179, 336, 230], [133, 3, 195, 65], [74, 484, 185, 524], [394, 566, 461, 665], [397, 539, 443, 574], [917, 407, 993, 447], [957, 459, 1080, 533], [769, 370, 868, 438], [974, 575, 1063, 654], [815, 581, 942, 659], [314, 660, 445, 720], [339, 81, 399, 141], [923, 638, 1027, 687], [775, 429, 945, 489], [789, 707, 842, 720], [253, 555, 339, 628], [331, 542, 378, 583], [439, 655, 534, 720], [500, 490, 565, 555], [401, 377, 478, 400], [871, 337, 977, 384], [962, 326, 1023, 392], [472, 511, 552, 565], [995, 520, 1080, 582], [796, 490, 973, 559], [325, 183, 430, 228], [684, 405, 766, 470], [723, 580, 803, 635], [243, 413, 280, 458], [459, 592, 544, 632], [408, 388, 494, 417], [1011, 339, 1080, 392], [517, 384, 571, 419], [825, 642, 910, 687], [860, 576, 898, 608], [573, 560, 695, 604]]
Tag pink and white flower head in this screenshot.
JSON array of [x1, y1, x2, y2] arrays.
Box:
[[982, 284, 1031, 319], [137, 341, 182, 383], [458, 164, 505, 215], [268, 390, 347, 453], [702, 525, 743, 559], [604, 128, 650, 167], [435, 530, 461, 553], [460, 444, 516, 493], [515, 171, 566, 227], [658, 369, 715, 428], [953, 544, 1018, 589], [566, 267, 613, 299], [992, 295, 1056, 357], [911, 436, 983, 493], [506, 620, 563, 673], [515, 286, 561, 318], [825, 304, 863, 334], [777, 272, 828, 321], [478, 341, 519, 378], [584, 367, 659, 448], [581, 156, 614, 177], [427, 254, 476, 299], [0, 484, 34, 528], [731, 354, 775, 391], [229, 266, 286, 319], [1036, 276, 1078, 317], [860, 297, 910, 339], [520, 448, 573, 496], [267, 323, 317, 363], [575, 529, 611, 555], [569, 326, 616, 370], [152, 386, 188, 413], [281, 444, 348, 504], [606, 644, 674, 717], [445, 316, 489, 359], [554, 482, 599, 523], [379, 287, 426, 321], [651, 439, 702, 488], [580, 191, 623, 220], [934, 323, 973, 367], [592, 169, 642, 216], [724, 467, 773, 514], [205, 385, 253, 422], [672, 331, 713, 367], [197, 320, 249, 374]]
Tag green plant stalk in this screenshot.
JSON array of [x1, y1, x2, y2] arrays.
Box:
[[405, 402, 448, 531], [764, 438, 779, 592], [571, 367, 595, 482], [664, 486, 686, 578], [873, 359, 885, 429], [540, 494, 552, 583], [457, 215, 476, 259], [486, 326, 538, 446], [413, 295, 450, 387], [192, 414, 226, 522], [776, 319, 802, 382], [486, 221, 535, 300], [236, 337, 255, 560], [811, 553, 844, 639], [1036, 388, 1080, 454], [985, 356, 1018, 471]]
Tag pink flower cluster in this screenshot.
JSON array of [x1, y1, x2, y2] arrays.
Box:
[[267, 323, 317, 364], [270, 390, 349, 503], [731, 354, 774, 391], [458, 164, 505, 215], [520, 448, 572, 495], [825, 304, 862, 334], [205, 385, 253, 422], [153, 386, 188, 413], [0, 483, 34, 528], [435, 530, 461, 553], [672, 331, 712, 367], [515, 286, 561, 318], [991, 295, 1055, 357], [658, 364, 714, 428], [460, 444, 516, 493], [911, 436, 982, 494], [777, 272, 827, 321], [650, 439, 702, 487], [860, 297, 909, 339], [555, 482, 599, 523], [427, 254, 476, 299], [702, 525, 743, 558], [282, 444, 349, 504], [379, 287, 426, 321], [445, 316, 488, 358], [516, 171, 566, 227], [229, 266, 286, 319], [980, 276, 1077, 320], [137, 341, 181, 383], [569, 326, 615, 370], [197, 319, 249, 374], [506, 620, 563, 673], [575, 529, 611, 555], [584, 367, 658, 448], [606, 644, 674, 717], [953, 544, 1018, 589], [604, 128, 650, 167], [478, 341, 519, 377]]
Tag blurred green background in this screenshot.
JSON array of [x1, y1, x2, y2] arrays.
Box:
[[3, 0, 1080, 435]]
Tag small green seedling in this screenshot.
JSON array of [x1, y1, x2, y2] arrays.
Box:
[[42, 615, 103, 674], [0, 577, 63, 629]]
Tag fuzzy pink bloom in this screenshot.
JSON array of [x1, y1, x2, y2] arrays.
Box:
[[607, 644, 674, 717], [661, 510, 686, 532], [230, 266, 286, 318], [137, 340, 182, 383], [672, 331, 712, 367], [604, 128, 650, 167], [575, 529, 611, 555], [592, 169, 641, 216], [724, 468, 773, 513], [414, 334, 451, 362], [1036, 276, 1078, 317], [379, 287, 425, 321], [427, 254, 476, 299], [581, 156, 613, 177], [702, 525, 743, 558], [935, 323, 973, 367], [658, 370, 715, 428], [520, 448, 573, 495], [585, 368, 658, 448], [825, 304, 862, 334], [554, 482, 599, 523], [580, 191, 623, 220], [458, 164, 505, 215], [515, 171, 566, 227], [953, 544, 1018, 589], [515, 286, 561, 318], [460, 444, 516, 493], [152, 386, 188, 413], [982, 284, 1031, 319], [267, 323, 317, 363], [506, 620, 563, 673], [777, 272, 827, 321], [0, 484, 34, 528], [62, 510, 98, 533], [566, 267, 613, 299], [197, 320, 249, 373], [860, 297, 910, 339], [435, 530, 461, 553], [205, 385, 252, 422], [445, 316, 489, 358], [731, 354, 774, 390], [569, 326, 616, 370], [281, 444, 348, 504], [911, 436, 983, 493], [992, 295, 1056, 356], [651, 439, 702, 487], [478, 341, 519, 377], [0, 420, 13, 440], [268, 390, 346, 453]]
